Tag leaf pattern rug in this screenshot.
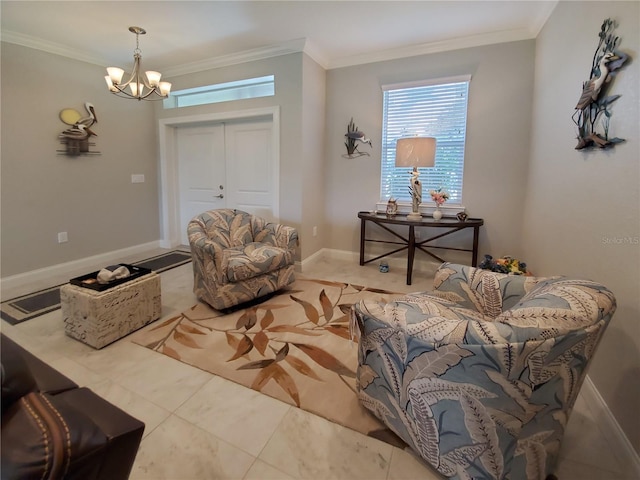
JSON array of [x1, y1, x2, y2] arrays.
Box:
[[130, 277, 407, 447]]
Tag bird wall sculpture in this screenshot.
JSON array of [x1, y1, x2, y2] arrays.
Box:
[[343, 118, 372, 158], [58, 102, 100, 156], [572, 19, 629, 150], [574, 52, 618, 111]]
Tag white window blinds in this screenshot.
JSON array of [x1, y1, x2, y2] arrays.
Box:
[[380, 75, 470, 205]]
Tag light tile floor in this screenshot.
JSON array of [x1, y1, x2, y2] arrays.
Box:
[[1, 249, 636, 480]]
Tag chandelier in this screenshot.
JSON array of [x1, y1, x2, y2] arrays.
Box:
[[104, 26, 171, 101]]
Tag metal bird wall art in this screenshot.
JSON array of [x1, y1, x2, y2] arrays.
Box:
[[572, 18, 629, 150], [58, 102, 100, 156], [343, 118, 372, 158]]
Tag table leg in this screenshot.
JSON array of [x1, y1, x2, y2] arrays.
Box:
[[359, 218, 366, 266], [472, 226, 480, 266], [407, 226, 415, 285]]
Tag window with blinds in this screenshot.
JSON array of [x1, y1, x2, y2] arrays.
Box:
[[380, 75, 470, 205]]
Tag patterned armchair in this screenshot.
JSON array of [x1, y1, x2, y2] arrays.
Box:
[[351, 263, 616, 480], [188, 209, 298, 310]]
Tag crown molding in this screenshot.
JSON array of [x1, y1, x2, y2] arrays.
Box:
[[0, 30, 315, 75], [1, 30, 111, 67], [326, 27, 537, 70], [299, 38, 329, 70], [2, 9, 557, 76], [162, 38, 311, 77], [530, 1, 559, 37], [323, 1, 558, 69]]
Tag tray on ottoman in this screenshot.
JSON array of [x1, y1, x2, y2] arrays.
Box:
[[61, 272, 161, 349], [70, 264, 151, 291]]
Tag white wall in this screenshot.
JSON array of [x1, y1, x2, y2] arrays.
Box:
[[0, 47, 323, 277], [154, 52, 328, 260], [324, 40, 535, 264], [155, 54, 306, 234], [300, 55, 327, 259], [524, 1, 640, 451], [1, 38, 537, 277], [1, 43, 159, 277]]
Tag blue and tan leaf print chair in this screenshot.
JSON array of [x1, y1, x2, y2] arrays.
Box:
[[188, 209, 298, 310], [351, 262, 616, 480]]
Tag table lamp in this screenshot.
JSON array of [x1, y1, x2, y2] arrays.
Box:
[[395, 137, 436, 220]]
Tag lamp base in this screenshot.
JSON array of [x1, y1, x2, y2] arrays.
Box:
[[406, 212, 422, 221]]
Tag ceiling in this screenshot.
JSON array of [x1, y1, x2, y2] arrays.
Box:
[[1, 1, 557, 75]]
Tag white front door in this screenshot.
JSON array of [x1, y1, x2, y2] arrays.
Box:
[[177, 124, 226, 245], [175, 116, 277, 245], [224, 118, 276, 222]]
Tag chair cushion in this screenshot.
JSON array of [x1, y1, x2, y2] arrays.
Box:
[[223, 242, 293, 282], [198, 209, 255, 248]]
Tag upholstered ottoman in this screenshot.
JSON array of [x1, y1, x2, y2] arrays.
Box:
[[61, 273, 161, 349]]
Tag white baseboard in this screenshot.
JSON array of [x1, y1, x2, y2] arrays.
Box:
[[299, 248, 356, 272], [0, 241, 161, 294], [300, 247, 442, 273], [581, 375, 640, 476]]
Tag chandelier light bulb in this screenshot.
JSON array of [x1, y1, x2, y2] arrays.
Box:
[[159, 81, 172, 96], [129, 82, 144, 97], [145, 71, 161, 87], [104, 75, 118, 92], [107, 67, 125, 85]]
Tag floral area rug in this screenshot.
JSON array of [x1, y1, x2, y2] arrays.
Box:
[[130, 277, 407, 447]]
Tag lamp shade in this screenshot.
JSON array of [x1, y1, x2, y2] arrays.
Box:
[[395, 137, 436, 168]]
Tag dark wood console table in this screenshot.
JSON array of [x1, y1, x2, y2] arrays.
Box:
[[358, 211, 484, 285]]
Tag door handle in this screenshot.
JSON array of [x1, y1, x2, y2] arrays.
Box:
[[215, 194, 224, 199]]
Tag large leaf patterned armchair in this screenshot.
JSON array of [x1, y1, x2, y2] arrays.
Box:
[[188, 209, 298, 310], [351, 263, 616, 480]]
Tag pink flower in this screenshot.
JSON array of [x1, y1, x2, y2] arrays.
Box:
[[430, 188, 449, 205]]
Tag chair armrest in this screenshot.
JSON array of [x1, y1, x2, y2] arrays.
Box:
[[187, 219, 226, 284], [1, 335, 78, 413], [256, 223, 298, 251], [433, 263, 545, 318], [275, 224, 298, 250]]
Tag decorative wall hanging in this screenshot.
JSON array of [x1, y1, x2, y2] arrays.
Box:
[[57, 102, 100, 157], [572, 18, 629, 150], [343, 118, 372, 158]]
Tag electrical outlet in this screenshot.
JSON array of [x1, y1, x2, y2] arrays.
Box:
[[313, 226, 317, 237], [58, 232, 68, 243], [131, 174, 145, 183]]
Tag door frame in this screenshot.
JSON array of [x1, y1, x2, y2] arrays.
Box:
[[158, 106, 280, 248]]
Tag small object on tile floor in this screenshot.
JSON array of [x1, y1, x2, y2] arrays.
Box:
[[379, 261, 389, 273]]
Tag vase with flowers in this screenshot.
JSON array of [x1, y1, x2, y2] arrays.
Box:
[[429, 188, 449, 220]]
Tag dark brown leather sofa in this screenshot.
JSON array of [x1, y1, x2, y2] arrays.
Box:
[[1, 334, 145, 479]]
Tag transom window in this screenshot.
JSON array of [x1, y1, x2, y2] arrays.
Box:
[[380, 75, 471, 205], [163, 75, 275, 109]]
